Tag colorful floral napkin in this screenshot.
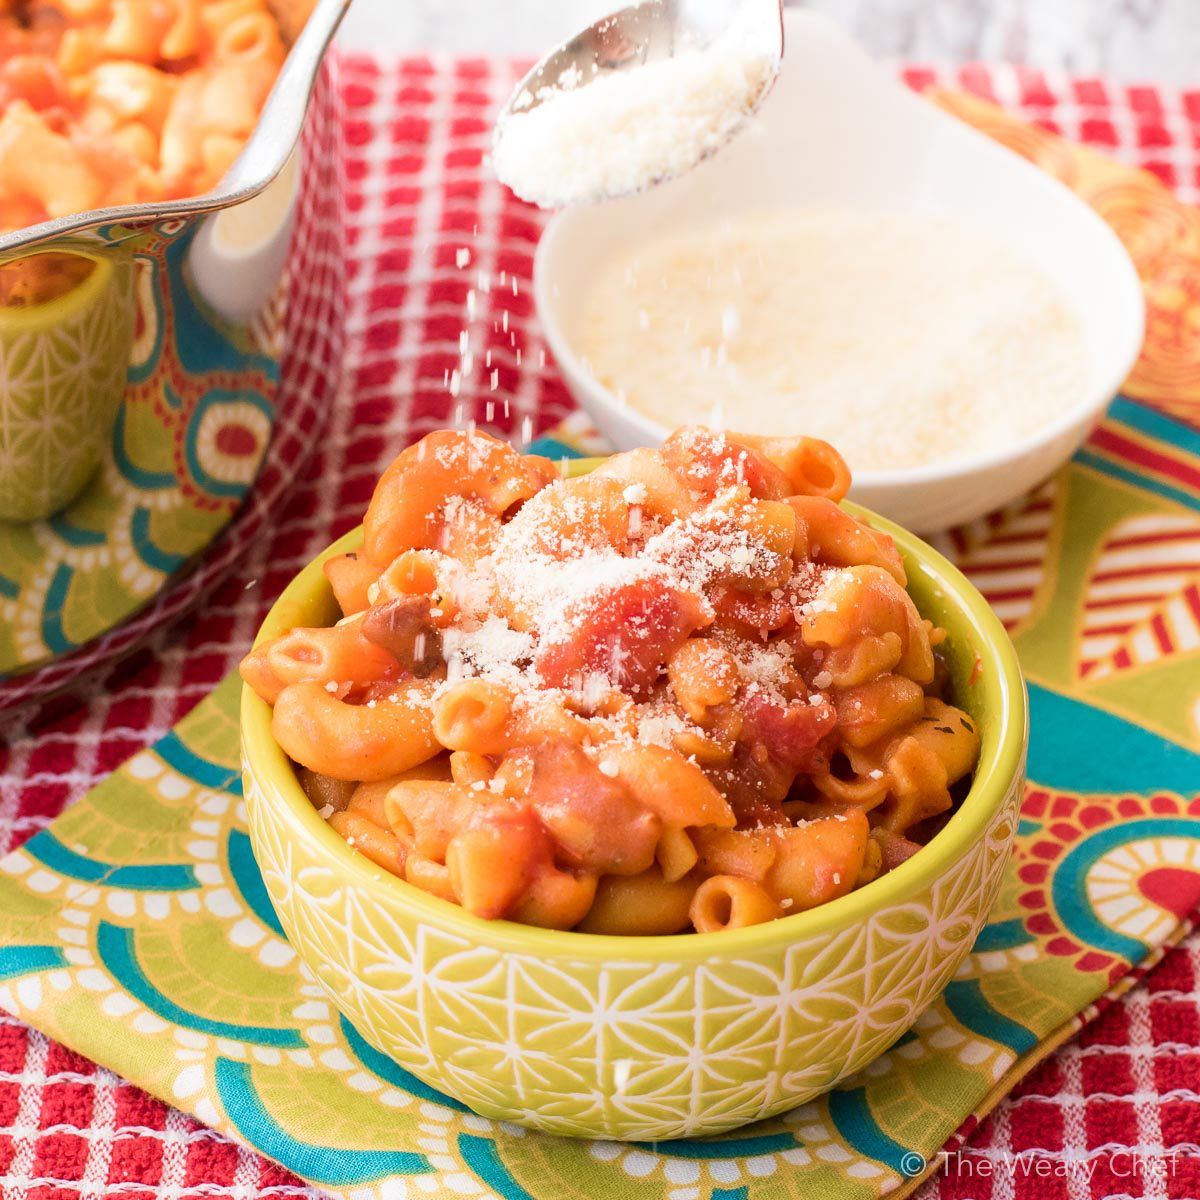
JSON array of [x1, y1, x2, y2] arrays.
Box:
[[0, 89, 1199, 1200], [0, 62, 343, 709]]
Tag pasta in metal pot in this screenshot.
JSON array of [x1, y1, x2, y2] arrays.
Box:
[[0, 0, 297, 234]]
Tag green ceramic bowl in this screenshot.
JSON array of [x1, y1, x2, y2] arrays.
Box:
[[0, 251, 135, 522], [242, 498, 1027, 1141]]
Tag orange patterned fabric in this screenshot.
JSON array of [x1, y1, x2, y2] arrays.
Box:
[[934, 88, 1200, 423]]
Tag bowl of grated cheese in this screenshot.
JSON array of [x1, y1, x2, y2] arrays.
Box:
[[533, 10, 1145, 532]]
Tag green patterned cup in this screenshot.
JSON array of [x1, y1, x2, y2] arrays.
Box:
[[242, 507, 1027, 1141], [0, 250, 135, 522]]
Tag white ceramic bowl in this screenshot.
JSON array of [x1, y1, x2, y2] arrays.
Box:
[[533, 10, 1145, 532]]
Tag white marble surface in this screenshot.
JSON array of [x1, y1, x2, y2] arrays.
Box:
[[338, 0, 1200, 82]]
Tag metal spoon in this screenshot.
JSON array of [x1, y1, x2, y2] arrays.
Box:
[[493, 0, 784, 208]]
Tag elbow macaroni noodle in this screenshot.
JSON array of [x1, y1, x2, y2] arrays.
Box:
[[0, 0, 293, 235], [241, 426, 982, 934]]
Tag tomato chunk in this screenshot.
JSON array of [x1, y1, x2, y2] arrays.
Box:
[[709, 585, 795, 636], [535, 579, 708, 693], [741, 690, 837, 773], [0, 56, 67, 111], [662, 428, 791, 500], [519, 742, 661, 876]]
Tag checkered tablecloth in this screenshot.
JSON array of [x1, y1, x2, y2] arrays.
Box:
[[1, 56, 1198, 1200]]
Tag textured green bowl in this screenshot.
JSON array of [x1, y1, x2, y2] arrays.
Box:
[[242, 498, 1027, 1140], [0, 251, 135, 523]]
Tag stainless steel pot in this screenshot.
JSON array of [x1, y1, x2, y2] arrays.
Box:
[[0, 0, 351, 687]]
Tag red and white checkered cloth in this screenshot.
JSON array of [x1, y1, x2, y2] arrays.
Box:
[[1, 56, 1199, 1200]]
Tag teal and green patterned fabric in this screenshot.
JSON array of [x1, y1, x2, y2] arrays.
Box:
[[0, 224, 280, 677]]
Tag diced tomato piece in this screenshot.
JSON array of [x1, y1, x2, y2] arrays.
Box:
[[705, 745, 791, 828], [662, 428, 791, 500], [521, 742, 661, 876], [741, 690, 837, 773], [872, 827, 924, 873], [0, 56, 67, 111], [709, 585, 794, 635], [448, 805, 551, 919], [535, 580, 709, 693]]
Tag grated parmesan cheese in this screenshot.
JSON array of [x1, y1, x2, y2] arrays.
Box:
[[492, 37, 772, 209], [732, 640, 794, 699], [418, 440, 844, 747], [578, 209, 1090, 471], [633, 704, 698, 751], [442, 616, 535, 690]]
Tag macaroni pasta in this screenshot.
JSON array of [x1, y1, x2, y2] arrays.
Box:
[[243, 426, 982, 934], [0, 0, 292, 233]]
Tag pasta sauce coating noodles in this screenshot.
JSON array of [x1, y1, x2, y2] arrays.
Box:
[[242, 426, 982, 934], [0, 0, 290, 234]]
